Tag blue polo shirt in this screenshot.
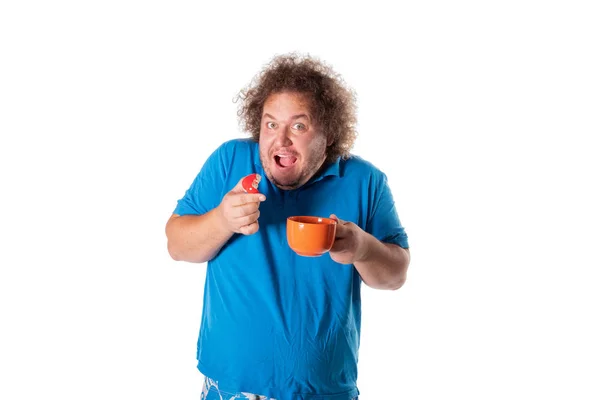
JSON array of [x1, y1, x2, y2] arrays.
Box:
[[174, 139, 409, 400]]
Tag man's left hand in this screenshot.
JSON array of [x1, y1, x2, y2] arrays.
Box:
[[328, 214, 369, 265]]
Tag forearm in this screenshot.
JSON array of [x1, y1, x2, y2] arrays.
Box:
[[166, 208, 233, 263], [354, 234, 410, 290]]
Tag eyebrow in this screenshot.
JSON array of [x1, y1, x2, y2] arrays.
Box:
[[263, 113, 310, 121]]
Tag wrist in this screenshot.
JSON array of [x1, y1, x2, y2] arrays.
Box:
[[354, 231, 374, 263]]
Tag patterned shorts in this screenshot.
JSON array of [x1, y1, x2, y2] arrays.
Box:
[[200, 376, 358, 400]]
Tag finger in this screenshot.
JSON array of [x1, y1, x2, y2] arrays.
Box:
[[330, 237, 349, 253], [231, 192, 266, 206], [330, 214, 352, 240], [232, 202, 260, 218], [239, 221, 259, 235], [235, 210, 260, 226], [334, 228, 347, 239]]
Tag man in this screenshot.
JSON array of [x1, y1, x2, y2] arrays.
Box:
[[166, 53, 410, 400]]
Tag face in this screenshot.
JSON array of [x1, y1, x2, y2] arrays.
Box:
[[259, 92, 328, 190]]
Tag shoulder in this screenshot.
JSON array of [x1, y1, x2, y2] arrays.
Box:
[[340, 154, 388, 181], [207, 138, 258, 165], [215, 138, 257, 156]]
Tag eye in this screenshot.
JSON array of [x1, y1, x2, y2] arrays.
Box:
[[292, 123, 306, 131], [266, 122, 277, 129]]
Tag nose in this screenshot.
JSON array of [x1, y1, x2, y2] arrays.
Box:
[[274, 125, 293, 147]]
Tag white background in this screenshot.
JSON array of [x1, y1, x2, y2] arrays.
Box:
[[1, 1, 599, 399]]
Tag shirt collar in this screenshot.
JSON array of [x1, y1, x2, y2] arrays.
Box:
[[311, 157, 341, 180]]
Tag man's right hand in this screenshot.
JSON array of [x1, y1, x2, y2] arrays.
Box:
[[217, 176, 266, 235]]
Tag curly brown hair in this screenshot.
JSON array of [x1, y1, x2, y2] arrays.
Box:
[[236, 53, 358, 162]]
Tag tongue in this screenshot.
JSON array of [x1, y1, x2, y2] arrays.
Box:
[[279, 156, 297, 167]]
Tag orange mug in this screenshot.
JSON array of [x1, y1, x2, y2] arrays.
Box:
[[286, 216, 337, 257]]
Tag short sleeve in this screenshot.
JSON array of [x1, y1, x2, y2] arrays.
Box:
[[173, 145, 227, 216], [366, 172, 409, 249]]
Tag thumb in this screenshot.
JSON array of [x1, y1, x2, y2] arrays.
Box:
[[233, 173, 262, 193], [330, 214, 347, 240], [329, 214, 345, 224]]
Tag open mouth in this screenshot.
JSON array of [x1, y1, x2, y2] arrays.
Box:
[[274, 154, 298, 168]]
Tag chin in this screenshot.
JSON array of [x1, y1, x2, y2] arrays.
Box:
[[271, 175, 301, 190], [268, 170, 301, 190]]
